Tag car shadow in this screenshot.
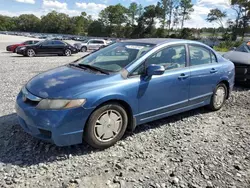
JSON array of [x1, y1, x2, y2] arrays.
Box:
[[11, 54, 67, 58], [0, 106, 213, 167], [0, 113, 95, 167]]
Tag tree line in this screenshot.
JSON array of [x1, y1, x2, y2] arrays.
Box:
[[0, 0, 249, 40]]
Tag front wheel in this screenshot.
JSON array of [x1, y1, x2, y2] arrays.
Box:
[[26, 49, 36, 57], [84, 103, 128, 149], [209, 83, 227, 111], [81, 46, 87, 52], [64, 49, 72, 56]]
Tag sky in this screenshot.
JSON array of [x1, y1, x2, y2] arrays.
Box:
[[0, 0, 234, 28]]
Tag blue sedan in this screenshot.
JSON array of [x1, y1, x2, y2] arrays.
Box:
[[15, 38, 235, 148]]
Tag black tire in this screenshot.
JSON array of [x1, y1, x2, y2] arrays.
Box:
[[26, 49, 36, 57], [81, 46, 87, 52], [64, 49, 72, 56], [84, 103, 128, 149], [208, 83, 228, 111]]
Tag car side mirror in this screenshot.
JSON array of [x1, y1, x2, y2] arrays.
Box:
[[146, 64, 165, 77]]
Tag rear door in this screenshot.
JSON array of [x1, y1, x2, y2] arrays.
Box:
[[52, 41, 66, 54], [96, 40, 105, 49], [188, 44, 222, 105]]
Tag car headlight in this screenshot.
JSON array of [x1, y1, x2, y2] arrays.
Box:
[[36, 99, 86, 110], [19, 46, 26, 50]]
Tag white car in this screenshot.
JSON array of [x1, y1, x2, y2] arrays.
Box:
[[74, 39, 108, 52]]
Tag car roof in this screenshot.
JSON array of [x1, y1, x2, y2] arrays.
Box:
[[121, 38, 202, 46]]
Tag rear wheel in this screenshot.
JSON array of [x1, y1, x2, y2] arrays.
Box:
[[26, 49, 35, 57], [64, 49, 72, 56], [209, 83, 227, 111], [84, 103, 128, 149]]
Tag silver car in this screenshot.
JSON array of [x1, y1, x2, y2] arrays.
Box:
[[74, 39, 107, 52]]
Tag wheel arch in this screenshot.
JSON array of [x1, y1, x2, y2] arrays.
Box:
[[85, 98, 136, 133], [217, 80, 230, 99]]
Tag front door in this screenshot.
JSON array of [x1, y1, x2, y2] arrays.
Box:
[[137, 45, 190, 123], [38, 40, 54, 54], [88, 40, 99, 50]]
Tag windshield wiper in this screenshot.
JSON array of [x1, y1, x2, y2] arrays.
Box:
[[78, 64, 110, 75], [69, 63, 109, 75]]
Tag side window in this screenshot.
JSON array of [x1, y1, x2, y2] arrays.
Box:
[[130, 45, 187, 76], [146, 45, 187, 70], [24, 41, 32, 45], [211, 52, 217, 63], [42, 41, 53, 46], [88, 40, 94, 44], [96, 41, 104, 44], [189, 45, 211, 66], [53, 41, 65, 46]]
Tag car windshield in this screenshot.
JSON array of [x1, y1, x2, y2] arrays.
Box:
[[76, 42, 155, 72], [236, 42, 250, 53]]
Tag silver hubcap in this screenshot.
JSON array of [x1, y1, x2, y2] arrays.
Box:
[[65, 50, 71, 56], [27, 49, 35, 57], [214, 86, 226, 108], [94, 110, 123, 142]]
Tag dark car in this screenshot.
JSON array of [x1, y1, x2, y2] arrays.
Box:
[[16, 40, 78, 57], [223, 41, 250, 85], [6, 40, 40, 52]]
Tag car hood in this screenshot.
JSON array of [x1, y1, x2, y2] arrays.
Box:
[[223, 51, 250, 65], [9, 43, 22, 47], [26, 65, 115, 99]]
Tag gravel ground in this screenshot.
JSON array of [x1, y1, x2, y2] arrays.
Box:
[[0, 38, 250, 188]]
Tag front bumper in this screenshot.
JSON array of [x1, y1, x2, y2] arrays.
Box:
[[6, 46, 12, 52], [16, 48, 26, 55], [15, 91, 94, 146]]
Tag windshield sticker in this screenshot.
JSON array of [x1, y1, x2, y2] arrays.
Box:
[[125, 45, 144, 50]]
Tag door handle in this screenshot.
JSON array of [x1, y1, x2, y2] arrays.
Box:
[[210, 68, 218, 73], [178, 73, 189, 79]]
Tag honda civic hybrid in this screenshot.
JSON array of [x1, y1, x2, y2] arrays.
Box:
[[15, 38, 235, 148]]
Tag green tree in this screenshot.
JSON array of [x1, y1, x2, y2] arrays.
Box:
[[157, 0, 179, 33], [0, 15, 16, 31], [179, 0, 194, 29], [231, 0, 250, 39], [206, 8, 227, 28], [99, 4, 128, 37], [128, 2, 138, 25], [15, 14, 40, 32], [40, 11, 72, 34], [137, 4, 144, 18], [133, 5, 160, 38], [70, 12, 92, 35], [88, 20, 108, 37]]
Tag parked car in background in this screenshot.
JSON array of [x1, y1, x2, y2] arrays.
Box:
[[16, 40, 78, 57], [15, 39, 234, 149], [74, 39, 108, 52], [223, 41, 250, 85], [6, 40, 40, 52]]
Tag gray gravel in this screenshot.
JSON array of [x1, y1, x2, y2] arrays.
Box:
[[0, 41, 250, 188]]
